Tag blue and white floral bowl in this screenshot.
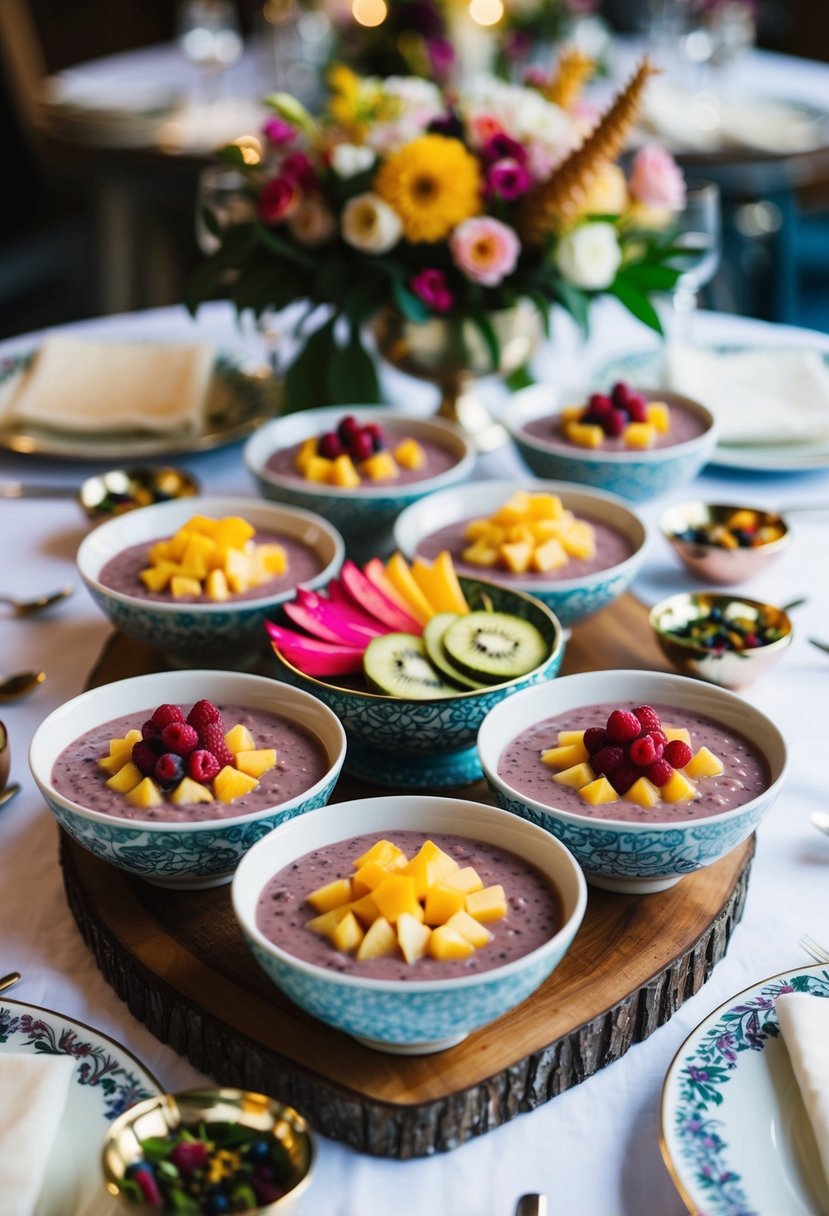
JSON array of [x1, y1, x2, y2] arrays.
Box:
[[501, 385, 717, 503], [232, 794, 587, 1055], [269, 577, 564, 788], [393, 478, 648, 627], [478, 669, 787, 895], [76, 495, 344, 667], [244, 407, 474, 561], [29, 669, 346, 890]]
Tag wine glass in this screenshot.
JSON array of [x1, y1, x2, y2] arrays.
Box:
[[195, 165, 252, 254], [177, 0, 244, 107], [667, 179, 721, 346]]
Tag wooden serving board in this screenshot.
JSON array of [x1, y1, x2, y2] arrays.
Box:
[[60, 595, 754, 1158]]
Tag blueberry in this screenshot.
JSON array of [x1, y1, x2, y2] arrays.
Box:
[[246, 1139, 272, 1166], [204, 1192, 231, 1214]]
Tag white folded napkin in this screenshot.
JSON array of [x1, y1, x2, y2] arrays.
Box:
[[0, 1052, 75, 1216], [664, 345, 829, 446], [641, 83, 822, 155], [775, 991, 829, 1190], [0, 337, 215, 436]]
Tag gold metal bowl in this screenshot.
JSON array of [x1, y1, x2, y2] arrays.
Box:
[[102, 1087, 315, 1212], [660, 501, 789, 586], [79, 466, 200, 523], [649, 592, 793, 690]]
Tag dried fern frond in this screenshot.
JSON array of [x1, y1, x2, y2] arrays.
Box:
[[518, 57, 657, 244], [542, 48, 596, 111]]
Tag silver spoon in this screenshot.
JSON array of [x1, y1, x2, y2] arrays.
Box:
[[811, 811, 829, 836], [0, 465, 199, 524], [0, 587, 73, 617], [0, 783, 20, 809], [0, 671, 45, 698]]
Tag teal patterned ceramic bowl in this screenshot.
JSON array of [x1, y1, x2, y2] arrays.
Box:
[[393, 478, 648, 627], [244, 407, 474, 561], [501, 385, 717, 502], [28, 670, 346, 890], [232, 794, 587, 1054], [478, 670, 786, 895], [268, 578, 564, 788], [77, 496, 344, 667]]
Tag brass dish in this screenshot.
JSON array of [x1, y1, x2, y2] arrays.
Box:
[[660, 501, 790, 585]]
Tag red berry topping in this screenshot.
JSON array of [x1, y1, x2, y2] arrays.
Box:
[[132, 740, 161, 776], [611, 381, 632, 410], [160, 721, 199, 757], [150, 703, 185, 729], [198, 721, 234, 769], [664, 739, 693, 769], [633, 705, 662, 733], [606, 709, 641, 744], [604, 408, 627, 438], [648, 729, 668, 754], [591, 745, 625, 776], [153, 752, 185, 789], [349, 430, 375, 462], [626, 392, 649, 423], [364, 422, 384, 443], [583, 727, 608, 754], [629, 735, 658, 768], [186, 699, 222, 733], [588, 393, 613, 415], [141, 718, 162, 742], [188, 749, 221, 783], [337, 414, 360, 439], [646, 758, 674, 787], [318, 430, 344, 460], [170, 1140, 209, 1176], [610, 762, 640, 794]]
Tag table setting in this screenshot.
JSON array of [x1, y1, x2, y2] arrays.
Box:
[[2, 39, 829, 1216]]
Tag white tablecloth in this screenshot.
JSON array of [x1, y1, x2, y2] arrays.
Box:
[[1, 300, 828, 1216]]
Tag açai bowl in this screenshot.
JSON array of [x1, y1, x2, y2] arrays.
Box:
[[76, 495, 344, 666], [393, 479, 648, 627], [232, 794, 587, 1055], [244, 407, 474, 560], [478, 670, 786, 895], [502, 382, 717, 502], [28, 669, 347, 889]]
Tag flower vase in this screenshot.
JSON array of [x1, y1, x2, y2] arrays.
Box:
[[372, 300, 543, 452]]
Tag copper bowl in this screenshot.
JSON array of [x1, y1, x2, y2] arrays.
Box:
[[660, 501, 790, 585]]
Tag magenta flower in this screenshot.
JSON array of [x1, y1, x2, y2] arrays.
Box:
[[258, 176, 300, 225], [481, 132, 527, 164], [450, 217, 521, 287], [486, 157, 532, 201], [411, 268, 454, 313], [281, 151, 318, 191], [427, 37, 455, 85], [262, 117, 296, 146]]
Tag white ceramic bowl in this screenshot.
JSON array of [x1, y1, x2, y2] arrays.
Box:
[[29, 669, 347, 890], [501, 385, 717, 502], [244, 407, 475, 559], [232, 794, 587, 1055], [478, 669, 787, 895], [77, 495, 344, 666], [393, 478, 648, 627]]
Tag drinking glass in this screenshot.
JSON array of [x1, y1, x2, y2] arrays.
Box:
[[195, 165, 252, 254], [177, 0, 244, 106], [667, 179, 721, 345]]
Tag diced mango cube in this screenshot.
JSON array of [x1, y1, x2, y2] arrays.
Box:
[[354, 839, 408, 871], [541, 741, 590, 769], [105, 761, 143, 794], [139, 562, 178, 593], [170, 575, 203, 599], [295, 437, 318, 473], [661, 770, 700, 803], [423, 882, 466, 926], [623, 421, 657, 449], [205, 568, 230, 601], [215, 516, 256, 550], [329, 454, 361, 488], [253, 545, 288, 581], [98, 751, 132, 775], [372, 875, 420, 923], [224, 724, 256, 755], [464, 519, 504, 544], [183, 515, 219, 539], [361, 451, 398, 481], [331, 911, 364, 954], [169, 777, 214, 805], [565, 421, 604, 449], [560, 403, 584, 422], [349, 893, 382, 926], [403, 841, 459, 899], [499, 540, 533, 574], [684, 747, 725, 779], [125, 777, 163, 808], [441, 866, 483, 895], [446, 910, 494, 949], [394, 438, 426, 470], [181, 532, 217, 574], [465, 885, 507, 923], [461, 541, 500, 568], [492, 492, 532, 526], [560, 521, 596, 560], [626, 776, 661, 808], [213, 765, 259, 803], [235, 749, 277, 779], [304, 455, 335, 484], [352, 859, 396, 897], [356, 916, 398, 961], [646, 401, 671, 433], [428, 925, 475, 961], [553, 761, 595, 789], [557, 730, 586, 746], [397, 912, 432, 964], [578, 776, 619, 805], [530, 538, 568, 573], [663, 726, 691, 745], [529, 493, 563, 519], [306, 905, 352, 940], [108, 729, 142, 760], [306, 877, 353, 914], [225, 548, 255, 594]]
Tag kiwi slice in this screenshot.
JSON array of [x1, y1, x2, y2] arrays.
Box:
[[363, 633, 458, 699], [442, 611, 549, 683], [423, 614, 488, 691]]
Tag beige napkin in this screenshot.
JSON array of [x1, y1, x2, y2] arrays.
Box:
[[664, 345, 829, 446], [0, 337, 215, 435], [0, 1052, 75, 1215], [775, 992, 829, 1190]]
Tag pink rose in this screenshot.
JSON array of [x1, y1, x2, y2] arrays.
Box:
[[410, 268, 454, 313], [449, 217, 521, 288], [629, 145, 686, 210], [258, 176, 300, 225]]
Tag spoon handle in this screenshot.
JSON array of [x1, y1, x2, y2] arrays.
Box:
[[0, 483, 78, 500], [0, 971, 20, 993], [514, 1196, 548, 1216]]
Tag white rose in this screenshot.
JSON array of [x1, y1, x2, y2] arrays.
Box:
[[341, 192, 402, 254], [330, 143, 375, 178], [554, 222, 622, 290]]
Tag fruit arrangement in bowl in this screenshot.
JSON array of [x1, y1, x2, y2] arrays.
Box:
[[478, 669, 787, 894], [660, 501, 790, 585], [501, 381, 716, 502], [394, 480, 648, 627], [267, 552, 564, 788], [244, 407, 474, 560]]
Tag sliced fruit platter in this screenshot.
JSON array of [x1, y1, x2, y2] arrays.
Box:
[[266, 552, 552, 698]]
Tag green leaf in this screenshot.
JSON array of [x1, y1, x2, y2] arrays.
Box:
[[622, 263, 682, 291], [610, 279, 664, 334], [342, 275, 388, 325], [505, 363, 535, 392], [138, 1136, 175, 1162], [199, 207, 222, 239], [526, 290, 552, 339], [468, 309, 500, 372], [215, 143, 248, 169], [264, 92, 317, 138], [552, 280, 590, 337], [255, 224, 315, 270], [326, 327, 381, 405], [283, 321, 337, 413], [391, 276, 431, 323]]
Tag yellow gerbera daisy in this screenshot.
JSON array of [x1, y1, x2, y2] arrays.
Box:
[[374, 135, 482, 244]]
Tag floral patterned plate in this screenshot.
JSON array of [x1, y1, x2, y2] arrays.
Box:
[[661, 964, 829, 1216], [0, 999, 159, 1214]]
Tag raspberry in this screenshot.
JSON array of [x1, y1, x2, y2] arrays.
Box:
[[591, 745, 625, 776], [633, 705, 662, 733], [132, 740, 161, 775], [648, 729, 668, 754], [583, 726, 608, 754], [603, 408, 627, 438], [646, 758, 673, 787], [198, 721, 234, 769], [160, 721, 199, 757], [626, 392, 649, 423], [611, 381, 632, 410], [349, 430, 375, 463], [188, 749, 221, 783], [170, 1140, 208, 1176], [364, 422, 384, 445], [186, 699, 222, 732], [337, 414, 360, 440], [629, 735, 657, 767], [588, 393, 613, 415], [153, 752, 185, 789], [141, 718, 161, 742], [610, 762, 640, 794], [605, 709, 641, 744], [317, 430, 343, 460], [664, 739, 693, 769], [150, 703, 185, 729]]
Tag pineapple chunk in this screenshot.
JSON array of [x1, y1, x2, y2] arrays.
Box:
[[181, 532, 217, 574], [306, 877, 353, 914], [306, 906, 352, 939], [500, 540, 533, 574], [98, 751, 133, 775], [492, 491, 532, 525], [304, 455, 334, 483], [565, 421, 604, 449], [684, 747, 725, 779], [139, 562, 178, 593], [294, 437, 318, 473], [553, 761, 595, 790], [331, 911, 364, 954], [255, 543, 287, 575], [205, 568, 230, 602], [397, 912, 431, 964], [394, 438, 426, 470], [354, 839, 407, 870], [224, 548, 255, 594], [125, 777, 163, 808], [170, 575, 203, 599], [361, 451, 398, 481], [371, 875, 420, 923], [541, 741, 590, 768], [213, 765, 259, 803], [578, 776, 619, 805], [661, 770, 700, 803], [183, 514, 219, 539], [329, 454, 361, 488], [214, 516, 256, 549], [663, 726, 691, 745], [356, 916, 398, 961], [461, 541, 499, 568], [169, 777, 214, 805], [110, 728, 142, 758], [349, 893, 382, 926], [528, 493, 563, 519], [441, 866, 483, 895], [428, 925, 475, 961], [352, 858, 395, 897], [560, 403, 584, 422], [235, 749, 277, 779], [646, 401, 671, 433], [403, 841, 459, 899], [105, 761, 143, 794], [623, 421, 657, 449], [465, 885, 507, 923], [530, 538, 568, 573], [626, 776, 661, 808], [557, 730, 586, 746], [423, 882, 466, 926], [224, 724, 256, 755], [446, 910, 494, 949], [560, 521, 596, 560]]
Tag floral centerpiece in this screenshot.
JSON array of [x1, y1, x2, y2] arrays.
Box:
[[186, 55, 687, 412]]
